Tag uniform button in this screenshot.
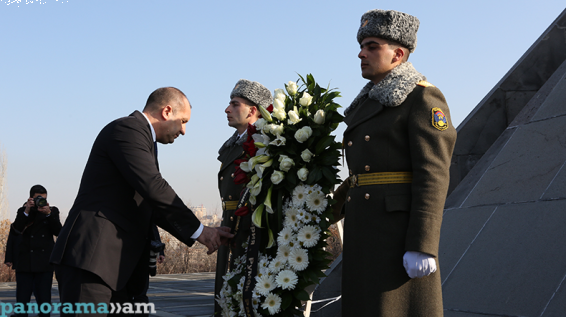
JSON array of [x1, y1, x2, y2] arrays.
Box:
[[30, 250, 33, 253], [31, 235, 34, 238], [221, 197, 224, 201], [347, 196, 351, 202], [231, 173, 235, 178], [365, 135, 370, 141], [365, 193, 370, 200], [349, 169, 352, 175], [365, 165, 370, 171], [229, 195, 232, 200], [41, 235, 44, 237], [348, 141, 353, 146], [220, 176, 224, 181], [230, 216, 234, 221]]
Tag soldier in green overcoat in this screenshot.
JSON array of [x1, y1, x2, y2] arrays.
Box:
[[332, 9, 457, 316], [214, 79, 272, 314]]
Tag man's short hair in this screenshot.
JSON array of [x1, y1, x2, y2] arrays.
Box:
[[29, 184, 47, 197], [143, 87, 189, 115]]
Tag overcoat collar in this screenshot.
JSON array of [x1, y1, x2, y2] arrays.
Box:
[[344, 62, 425, 117], [218, 131, 247, 173]]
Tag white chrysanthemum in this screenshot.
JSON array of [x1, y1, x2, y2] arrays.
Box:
[[306, 191, 328, 214], [288, 248, 309, 271], [277, 227, 295, 245], [276, 269, 299, 290], [298, 225, 321, 248], [306, 184, 322, 194], [237, 275, 246, 292], [284, 206, 300, 228], [277, 244, 292, 260], [255, 274, 276, 296], [292, 185, 308, 207], [262, 293, 282, 315], [268, 256, 286, 274], [313, 215, 321, 223], [302, 211, 314, 223], [288, 236, 300, 249]]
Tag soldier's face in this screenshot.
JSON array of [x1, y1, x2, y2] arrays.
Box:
[[225, 97, 255, 132], [358, 37, 398, 84]]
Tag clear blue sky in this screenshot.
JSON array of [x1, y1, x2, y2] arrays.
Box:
[[1, 0, 564, 221]]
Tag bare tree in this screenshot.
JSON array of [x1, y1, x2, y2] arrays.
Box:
[[0, 146, 8, 221]]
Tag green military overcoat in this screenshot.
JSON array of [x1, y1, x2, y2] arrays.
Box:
[[214, 132, 252, 314], [337, 62, 457, 317]]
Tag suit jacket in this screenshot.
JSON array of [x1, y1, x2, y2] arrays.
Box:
[[11, 205, 62, 272], [51, 110, 201, 291]]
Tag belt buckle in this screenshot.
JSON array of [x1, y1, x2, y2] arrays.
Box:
[[222, 201, 226, 211], [349, 175, 358, 188]]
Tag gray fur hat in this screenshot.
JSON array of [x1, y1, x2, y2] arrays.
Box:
[[357, 9, 420, 53], [230, 79, 272, 108]]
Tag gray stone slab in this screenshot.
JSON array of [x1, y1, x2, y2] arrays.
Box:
[[439, 206, 497, 285], [446, 129, 516, 209], [462, 116, 566, 207], [533, 75, 566, 121], [511, 59, 566, 127], [505, 91, 537, 125], [541, 274, 566, 317], [442, 200, 566, 316], [541, 160, 566, 200], [444, 310, 502, 317]]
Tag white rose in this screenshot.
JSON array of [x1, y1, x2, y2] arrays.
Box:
[[270, 123, 285, 136], [297, 167, 309, 181], [273, 108, 287, 121], [300, 149, 314, 162], [294, 126, 313, 143], [278, 155, 295, 172], [273, 98, 285, 110], [274, 89, 286, 102], [286, 81, 298, 96], [255, 118, 267, 131], [314, 109, 325, 124], [287, 110, 302, 125], [271, 171, 285, 185], [299, 92, 313, 107]]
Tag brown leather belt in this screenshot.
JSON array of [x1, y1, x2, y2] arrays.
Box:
[[350, 172, 413, 187], [222, 200, 239, 211]]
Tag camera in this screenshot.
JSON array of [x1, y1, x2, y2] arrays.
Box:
[[148, 240, 165, 276], [33, 196, 48, 208]]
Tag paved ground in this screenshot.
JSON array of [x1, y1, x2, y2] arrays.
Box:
[[0, 273, 216, 317]]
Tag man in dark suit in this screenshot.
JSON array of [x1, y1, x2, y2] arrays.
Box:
[[8, 184, 62, 317], [51, 87, 233, 314]]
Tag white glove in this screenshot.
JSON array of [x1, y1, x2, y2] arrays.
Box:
[[403, 251, 437, 278]]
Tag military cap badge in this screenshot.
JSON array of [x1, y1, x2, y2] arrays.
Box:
[[431, 107, 448, 131]]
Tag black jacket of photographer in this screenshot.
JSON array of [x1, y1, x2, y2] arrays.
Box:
[[11, 204, 62, 272]]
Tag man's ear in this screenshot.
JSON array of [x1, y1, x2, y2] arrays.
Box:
[[249, 106, 258, 118], [392, 47, 405, 63], [161, 105, 173, 120]]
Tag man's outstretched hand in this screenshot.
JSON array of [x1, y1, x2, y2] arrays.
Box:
[[196, 226, 234, 254]]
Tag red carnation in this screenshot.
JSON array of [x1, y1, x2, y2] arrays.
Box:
[[235, 205, 250, 216]]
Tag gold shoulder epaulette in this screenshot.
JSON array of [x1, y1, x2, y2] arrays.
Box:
[[417, 80, 435, 88]]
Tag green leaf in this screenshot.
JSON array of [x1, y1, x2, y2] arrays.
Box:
[[315, 135, 335, 154], [281, 292, 293, 310], [294, 289, 311, 301]]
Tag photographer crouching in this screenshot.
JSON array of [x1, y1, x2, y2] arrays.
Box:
[[10, 185, 62, 317]]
